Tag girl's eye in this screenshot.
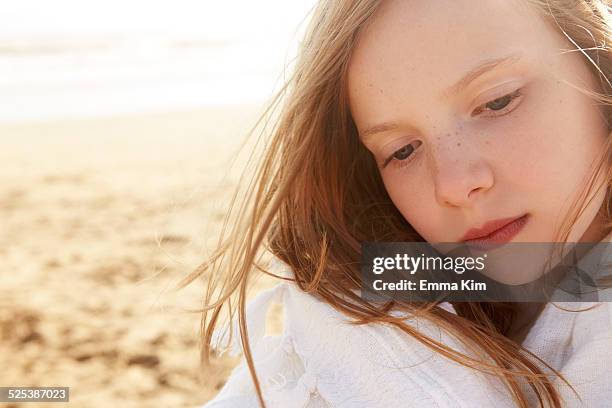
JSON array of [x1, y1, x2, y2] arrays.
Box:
[[393, 145, 414, 160], [382, 141, 422, 168], [472, 88, 523, 117]]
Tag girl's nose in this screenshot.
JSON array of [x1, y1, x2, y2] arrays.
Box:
[[430, 142, 495, 208]]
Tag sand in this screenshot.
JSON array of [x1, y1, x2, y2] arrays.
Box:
[[0, 106, 280, 407]]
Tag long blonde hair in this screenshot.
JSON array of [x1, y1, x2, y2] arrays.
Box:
[[182, 1, 612, 407]]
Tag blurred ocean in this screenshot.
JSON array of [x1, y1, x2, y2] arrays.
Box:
[[0, 0, 314, 123]]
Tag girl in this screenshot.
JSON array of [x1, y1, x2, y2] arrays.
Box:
[[193, 0, 612, 406]]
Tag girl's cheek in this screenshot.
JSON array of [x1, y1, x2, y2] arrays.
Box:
[[383, 171, 429, 214], [381, 173, 407, 208]]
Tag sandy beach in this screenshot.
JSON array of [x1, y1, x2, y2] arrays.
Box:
[[0, 106, 280, 407]]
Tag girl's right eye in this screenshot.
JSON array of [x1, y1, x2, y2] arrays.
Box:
[[383, 141, 421, 168]]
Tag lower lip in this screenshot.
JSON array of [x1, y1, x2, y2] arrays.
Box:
[[464, 214, 529, 251]]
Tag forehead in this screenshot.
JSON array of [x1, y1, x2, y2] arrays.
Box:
[[347, 0, 557, 129]]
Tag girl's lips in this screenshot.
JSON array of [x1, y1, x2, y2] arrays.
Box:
[[462, 214, 529, 250]]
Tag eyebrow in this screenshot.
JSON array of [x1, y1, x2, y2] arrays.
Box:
[[359, 53, 524, 141]]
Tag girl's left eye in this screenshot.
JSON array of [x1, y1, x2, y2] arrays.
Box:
[[472, 89, 523, 117]]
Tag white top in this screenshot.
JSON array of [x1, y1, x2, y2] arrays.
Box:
[[202, 250, 612, 407]]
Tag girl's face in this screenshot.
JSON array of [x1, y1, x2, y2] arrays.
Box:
[[348, 0, 609, 245]]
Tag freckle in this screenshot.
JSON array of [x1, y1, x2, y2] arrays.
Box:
[[457, 142, 461, 147]]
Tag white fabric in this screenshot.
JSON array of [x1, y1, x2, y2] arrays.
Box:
[[203, 252, 612, 408]]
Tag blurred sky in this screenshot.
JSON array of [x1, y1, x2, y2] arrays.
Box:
[[0, 0, 316, 122], [0, 0, 313, 41]]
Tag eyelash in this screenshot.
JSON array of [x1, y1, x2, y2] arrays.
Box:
[[382, 88, 524, 170], [471, 88, 523, 117]]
